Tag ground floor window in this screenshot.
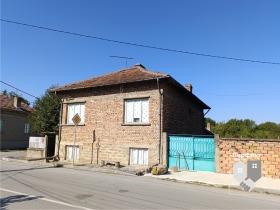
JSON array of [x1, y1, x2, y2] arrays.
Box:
[[66, 145, 79, 160], [24, 123, 30, 134], [130, 148, 148, 165]]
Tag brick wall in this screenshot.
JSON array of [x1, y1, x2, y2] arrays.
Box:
[[218, 138, 280, 178], [57, 79, 206, 166], [58, 81, 161, 165], [162, 82, 205, 135]]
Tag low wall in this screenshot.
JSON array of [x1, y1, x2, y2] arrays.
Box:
[[218, 137, 280, 179], [27, 148, 45, 158]]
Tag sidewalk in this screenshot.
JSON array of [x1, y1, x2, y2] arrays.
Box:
[[1, 151, 279, 195], [144, 170, 280, 195]]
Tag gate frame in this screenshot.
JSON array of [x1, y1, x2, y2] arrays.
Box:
[[167, 134, 218, 172]]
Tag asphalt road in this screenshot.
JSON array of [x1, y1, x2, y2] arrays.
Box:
[[1, 160, 280, 210]]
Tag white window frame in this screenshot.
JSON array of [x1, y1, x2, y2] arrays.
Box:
[[130, 148, 148, 165], [124, 98, 149, 124], [24, 123, 30, 134], [67, 103, 85, 124], [66, 145, 79, 160]]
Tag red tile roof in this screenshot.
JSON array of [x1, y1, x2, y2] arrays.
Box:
[[49, 64, 210, 109], [50, 64, 170, 92], [0, 95, 33, 112]]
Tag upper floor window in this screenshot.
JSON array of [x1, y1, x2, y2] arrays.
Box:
[[67, 103, 85, 124], [125, 98, 149, 123], [24, 123, 30, 134]]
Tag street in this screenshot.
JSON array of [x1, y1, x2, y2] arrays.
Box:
[[1, 160, 280, 210]]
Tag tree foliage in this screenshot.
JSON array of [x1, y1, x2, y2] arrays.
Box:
[[207, 118, 280, 139], [28, 86, 61, 134]]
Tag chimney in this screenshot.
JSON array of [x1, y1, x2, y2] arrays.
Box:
[[13, 96, 22, 108], [206, 122, 211, 131], [185, 84, 193, 93], [134, 63, 146, 69]]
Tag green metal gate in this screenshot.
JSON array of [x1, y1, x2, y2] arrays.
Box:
[[168, 135, 215, 172]]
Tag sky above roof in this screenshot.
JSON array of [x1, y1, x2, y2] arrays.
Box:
[[1, 0, 280, 124]]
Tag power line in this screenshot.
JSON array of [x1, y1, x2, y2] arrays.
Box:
[[0, 81, 39, 99], [1, 18, 280, 65]]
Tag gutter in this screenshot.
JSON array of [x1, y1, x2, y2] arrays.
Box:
[[204, 108, 211, 116], [49, 76, 169, 93]]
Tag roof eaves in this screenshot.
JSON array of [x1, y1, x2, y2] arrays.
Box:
[[50, 75, 170, 93], [168, 77, 210, 109]]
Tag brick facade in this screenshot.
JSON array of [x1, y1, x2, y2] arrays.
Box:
[[162, 82, 205, 134], [218, 138, 280, 178], [57, 79, 208, 166]]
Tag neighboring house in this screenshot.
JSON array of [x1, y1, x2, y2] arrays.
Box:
[[0, 95, 33, 149], [50, 64, 210, 166]]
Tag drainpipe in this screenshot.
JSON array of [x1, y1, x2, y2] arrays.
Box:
[[157, 78, 163, 164], [203, 109, 211, 134], [55, 91, 63, 158], [204, 109, 211, 116]]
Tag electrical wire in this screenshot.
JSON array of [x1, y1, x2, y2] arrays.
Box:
[[196, 90, 280, 96], [0, 81, 39, 99], [1, 19, 280, 65]]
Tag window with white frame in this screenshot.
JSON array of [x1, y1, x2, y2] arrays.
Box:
[[125, 98, 149, 123], [67, 103, 85, 124], [24, 123, 30, 134], [66, 145, 79, 160], [130, 148, 148, 165]]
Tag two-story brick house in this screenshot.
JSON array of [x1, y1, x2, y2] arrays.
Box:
[[50, 64, 210, 166]]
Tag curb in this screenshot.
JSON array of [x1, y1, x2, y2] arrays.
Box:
[[146, 176, 280, 196], [2, 157, 279, 196], [1, 157, 138, 176]]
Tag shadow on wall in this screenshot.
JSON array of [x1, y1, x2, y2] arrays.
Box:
[[0, 194, 43, 210]]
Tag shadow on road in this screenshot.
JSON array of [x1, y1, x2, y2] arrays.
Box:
[[0, 194, 42, 210], [0, 166, 60, 173]]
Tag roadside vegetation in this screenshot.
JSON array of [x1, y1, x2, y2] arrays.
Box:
[[206, 118, 280, 139], [28, 86, 61, 135]]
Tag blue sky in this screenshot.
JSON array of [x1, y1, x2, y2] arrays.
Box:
[[1, 0, 280, 124]]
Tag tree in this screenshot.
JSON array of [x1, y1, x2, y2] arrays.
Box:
[[205, 117, 216, 126], [28, 86, 61, 134], [255, 122, 280, 139], [209, 118, 280, 139]]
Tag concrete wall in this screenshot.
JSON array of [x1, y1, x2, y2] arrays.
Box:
[[0, 112, 30, 149], [217, 137, 280, 179]]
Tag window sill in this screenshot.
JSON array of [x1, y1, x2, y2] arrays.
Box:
[[121, 123, 151, 126], [61, 123, 85, 126]]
